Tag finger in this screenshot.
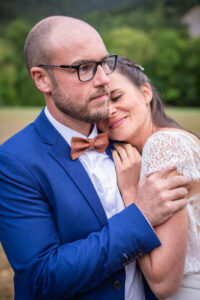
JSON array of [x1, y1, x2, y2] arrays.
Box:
[[113, 144, 129, 162], [165, 175, 190, 190], [114, 143, 141, 165], [120, 144, 141, 162], [169, 198, 187, 214], [149, 167, 177, 179], [131, 147, 142, 161], [165, 186, 188, 201], [125, 146, 142, 168], [112, 149, 124, 169]]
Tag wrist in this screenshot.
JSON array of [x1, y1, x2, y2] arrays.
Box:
[[121, 188, 137, 207]]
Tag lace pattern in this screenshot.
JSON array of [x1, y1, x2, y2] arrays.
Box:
[[140, 130, 200, 275]]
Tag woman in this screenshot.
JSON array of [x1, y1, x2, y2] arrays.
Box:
[[98, 56, 200, 300]]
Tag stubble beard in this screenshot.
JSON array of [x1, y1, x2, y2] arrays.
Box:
[[51, 80, 109, 124]]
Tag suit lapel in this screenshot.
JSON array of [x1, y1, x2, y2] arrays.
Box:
[[106, 140, 114, 160], [34, 110, 108, 227]]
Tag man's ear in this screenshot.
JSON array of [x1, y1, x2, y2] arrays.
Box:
[[140, 83, 153, 105], [30, 67, 52, 93]]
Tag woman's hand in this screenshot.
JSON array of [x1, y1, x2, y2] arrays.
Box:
[[112, 143, 141, 207]]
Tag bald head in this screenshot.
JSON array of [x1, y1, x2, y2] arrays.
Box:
[[24, 16, 103, 72]]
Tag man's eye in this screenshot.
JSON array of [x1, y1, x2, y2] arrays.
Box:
[[102, 59, 109, 65], [79, 63, 92, 72], [111, 95, 121, 102]]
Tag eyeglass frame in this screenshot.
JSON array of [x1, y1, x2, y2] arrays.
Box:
[[38, 54, 118, 82]]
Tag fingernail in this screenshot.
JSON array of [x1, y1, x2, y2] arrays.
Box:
[[113, 142, 121, 148]]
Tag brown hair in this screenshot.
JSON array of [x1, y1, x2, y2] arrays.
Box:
[[115, 56, 183, 129]]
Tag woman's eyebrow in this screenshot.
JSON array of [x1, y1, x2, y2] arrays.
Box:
[[111, 89, 120, 95]]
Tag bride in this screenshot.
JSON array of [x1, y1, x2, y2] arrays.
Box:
[[98, 56, 200, 299]]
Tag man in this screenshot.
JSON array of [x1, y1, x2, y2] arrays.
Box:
[[0, 16, 188, 300]]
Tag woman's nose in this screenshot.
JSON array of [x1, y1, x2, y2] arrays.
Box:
[[108, 102, 117, 117]]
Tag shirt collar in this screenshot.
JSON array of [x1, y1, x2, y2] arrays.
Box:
[[44, 106, 98, 146]]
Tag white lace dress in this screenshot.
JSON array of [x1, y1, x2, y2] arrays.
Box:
[[140, 130, 200, 300]]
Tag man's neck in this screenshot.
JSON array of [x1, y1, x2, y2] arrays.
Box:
[[46, 105, 92, 137]]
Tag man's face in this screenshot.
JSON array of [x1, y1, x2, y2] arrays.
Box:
[[48, 25, 110, 126]]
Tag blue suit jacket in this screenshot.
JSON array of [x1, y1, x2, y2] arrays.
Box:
[[0, 110, 160, 300]]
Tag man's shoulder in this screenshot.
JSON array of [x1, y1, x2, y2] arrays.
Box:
[[0, 109, 49, 156], [0, 119, 45, 168], [0, 122, 36, 153]]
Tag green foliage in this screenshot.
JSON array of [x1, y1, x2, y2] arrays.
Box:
[[103, 27, 154, 64], [147, 30, 200, 106], [0, 19, 43, 106], [0, 1, 199, 107]]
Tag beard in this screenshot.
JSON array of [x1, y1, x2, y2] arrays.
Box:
[[51, 76, 109, 123]]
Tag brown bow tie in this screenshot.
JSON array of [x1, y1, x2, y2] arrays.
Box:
[[71, 132, 109, 160]]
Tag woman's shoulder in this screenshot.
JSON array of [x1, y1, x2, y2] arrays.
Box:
[[147, 128, 200, 148], [141, 127, 200, 181], [144, 128, 200, 154]]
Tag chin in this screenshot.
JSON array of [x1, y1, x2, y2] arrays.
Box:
[[109, 134, 123, 142], [109, 130, 128, 142], [97, 108, 109, 119]]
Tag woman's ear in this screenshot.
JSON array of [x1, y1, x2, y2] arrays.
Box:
[[140, 83, 153, 105], [30, 67, 52, 93]]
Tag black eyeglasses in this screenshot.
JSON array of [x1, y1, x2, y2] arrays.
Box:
[[39, 54, 118, 82]]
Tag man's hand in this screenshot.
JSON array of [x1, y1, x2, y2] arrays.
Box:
[[135, 168, 189, 226]]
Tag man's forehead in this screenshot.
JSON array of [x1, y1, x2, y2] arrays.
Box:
[[52, 19, 100, 39], [50, 28, 107, 64], [51, 25, 104, 47]]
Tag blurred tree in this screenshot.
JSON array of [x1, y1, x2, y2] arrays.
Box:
[[0, 39, 17, 105], [0, 1, 199, 107], [103, 27, 154, 65], [0, 19, 43, 106], [148, 30, 200, 106]]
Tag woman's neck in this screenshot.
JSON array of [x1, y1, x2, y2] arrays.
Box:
[[129, 121, 159, 154]]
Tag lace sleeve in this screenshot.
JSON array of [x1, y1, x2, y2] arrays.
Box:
[[140, 131, 200, 276], [140, 131, 200, 181]]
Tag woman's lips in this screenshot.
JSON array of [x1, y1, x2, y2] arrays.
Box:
[[109, 117, 127, 129]]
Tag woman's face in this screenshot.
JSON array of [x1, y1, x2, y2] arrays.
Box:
[[98, 71, 153, 144]]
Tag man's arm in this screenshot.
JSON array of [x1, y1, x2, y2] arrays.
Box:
[[0, 151, 160, 300]]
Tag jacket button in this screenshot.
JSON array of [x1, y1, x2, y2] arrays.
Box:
[[122, 258, 127, 266], [137, 249, 144, 257], [113, 280, 122, 290], [130, 253, 137, 260]]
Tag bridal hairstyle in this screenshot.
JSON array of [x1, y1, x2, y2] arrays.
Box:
[[113, 56, 183, 129]]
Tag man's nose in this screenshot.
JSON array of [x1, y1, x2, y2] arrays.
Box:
[[93, 65, 109, 86]]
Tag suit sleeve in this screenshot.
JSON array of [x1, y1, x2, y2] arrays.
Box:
[[0, 150, 160, 300]]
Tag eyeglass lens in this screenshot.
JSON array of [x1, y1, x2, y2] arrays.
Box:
[[79, 55, 116, 81]]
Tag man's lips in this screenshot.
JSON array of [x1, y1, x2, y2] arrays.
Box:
[[109, 117, 127, 129], [90, 93, 108, 101]]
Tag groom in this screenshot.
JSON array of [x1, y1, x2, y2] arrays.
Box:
[[0, 16, 188, 300]]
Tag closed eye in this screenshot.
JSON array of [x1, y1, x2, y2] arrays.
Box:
[[111, 95, 122, 102]]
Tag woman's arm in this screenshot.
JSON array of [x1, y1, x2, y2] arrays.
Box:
[[139, 168, 191, 299], [113, 145, 189, 299], [139, 197, 188, 299]]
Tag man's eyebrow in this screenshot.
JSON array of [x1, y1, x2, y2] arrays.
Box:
[[71, 59, 94, 65], [71, 54, 110, 66]]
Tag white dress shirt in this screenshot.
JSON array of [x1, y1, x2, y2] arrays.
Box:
[[45, 107, 145, 300]]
